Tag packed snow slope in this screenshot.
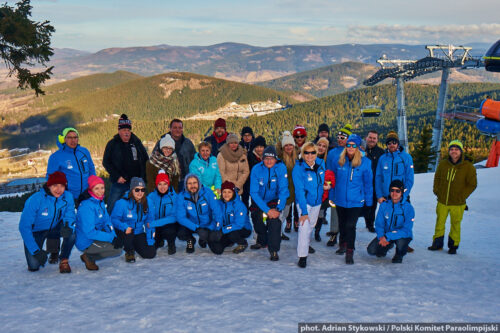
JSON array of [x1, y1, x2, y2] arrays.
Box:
[[0, 167, 499, 332]]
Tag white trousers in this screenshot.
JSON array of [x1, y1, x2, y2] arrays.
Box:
[[296, 204, 321, 258]]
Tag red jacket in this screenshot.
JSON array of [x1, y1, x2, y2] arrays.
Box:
[[322, 170, 336, 202]]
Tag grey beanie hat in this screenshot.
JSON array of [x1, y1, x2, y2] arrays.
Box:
[[226, 133, 239, 144], [130, 177, 146, 190]]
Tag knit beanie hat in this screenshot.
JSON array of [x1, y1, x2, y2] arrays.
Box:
[[159, 134, 175, 150], [214, 118, 226, 129], [130, 177, 145, 190], [241, 126, 254, 137], [338, 124, 353, 137], [281, 131, 295, 147], [87, 175, 104, 191], [118, 114, 132, 130], [155, 170, 170, 187], [263, 146, 278, 160], [221, 180, 236, 193], [385, 131, 399, 145], [226, 133, 239, 144], [47, 171, 68, 188], [293, 125, 307, 137], [389, 179, 404, 191], [448, 140, 463, 152], [58, 127, 79, 144], [253, 135, 266, 148], [346, 134, 362, 148], [318, 123, 330, 134]]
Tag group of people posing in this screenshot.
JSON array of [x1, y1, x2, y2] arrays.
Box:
[[19, 114, 478, 272]]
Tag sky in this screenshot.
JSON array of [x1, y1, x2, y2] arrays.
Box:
[[20, 0, 500, 51]]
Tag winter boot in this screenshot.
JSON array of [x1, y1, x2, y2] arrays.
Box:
[[407, 246, 414, 253], [59, 259, 71, 273], [314, 228, 321, 242], [48, 252, 59, 264], [155, 239, 165, 249], [80, 254, 99, 271], [345, 249, 354, 264], [448, 236, 458, 254], [308, 246, 316, 254], [294, 220, 299, 232], [199, 239, 207, 248], [327, 233, 338, 247], [125, 251, 136, 263], [427, 236, 444, 251], [297, 257, 307, 268], [270, 251, 279, 261], [250, 243, 266, 250], [392, 253, 403, 263], [284, 221, 291, 233], [186, 239, 195, 253], [335, 242, 347, 255], [281, 233, 290, 241], [167, 244, 176, 255], [233, 244, 248, 254]]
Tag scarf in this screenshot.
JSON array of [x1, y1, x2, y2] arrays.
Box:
[[219, 143, 246, 163], [150, 151, 180, 177], [214, 132, 228, 144]]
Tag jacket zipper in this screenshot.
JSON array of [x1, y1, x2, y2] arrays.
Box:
[[445, 167, 456, 205], [73, 148, 83, 194], [49, 197, 58, 231]]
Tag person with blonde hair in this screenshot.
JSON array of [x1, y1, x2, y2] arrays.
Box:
[[278, 131, 298, 236], [314, 137, 331, 241], [330, 134, 373, 264]]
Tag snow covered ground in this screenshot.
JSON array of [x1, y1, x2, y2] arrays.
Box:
[[1, 168, 499, 332]]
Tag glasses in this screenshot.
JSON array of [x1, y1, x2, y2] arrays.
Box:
[[303, 151, 317, 155], [294, 135, 305, 139], [66, 136, 79, 140], [387, 140, 398, 146], [390, 188, 401, 193], [337, 134, 347, 140], [346, 144, 357, 148], [134, 188, 146, 193]]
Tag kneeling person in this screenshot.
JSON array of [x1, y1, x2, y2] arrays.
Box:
[[367, 180, 414, 263]]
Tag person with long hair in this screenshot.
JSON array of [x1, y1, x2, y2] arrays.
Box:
[[292, 142, 329, 268], [111, 177, 156, 262], [146, 134, 181, 192], [314, 137, 331, 242], [330, 134, 373, 264], [278, 131, 298, 236]]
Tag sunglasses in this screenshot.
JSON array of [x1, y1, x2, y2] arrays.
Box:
[[134, 188, 146, 193], [294, 135, 306, 139], [346, 144, 357, 148], [303, 151, 317, 155], [387, 140, 398, 145], [337, 134, 347, 140], [390, 188, 402, 193]]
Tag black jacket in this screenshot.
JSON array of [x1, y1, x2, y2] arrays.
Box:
[[365, 145, 385, 175], [103, 133, 149, 183]]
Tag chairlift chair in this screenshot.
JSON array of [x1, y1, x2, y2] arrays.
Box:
[[484, 39, 500, 73], [361, 105, 382, 118]]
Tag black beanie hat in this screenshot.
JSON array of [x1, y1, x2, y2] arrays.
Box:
[[253, 135, 266, 148], [389, 179, 404, 190], [318, 123, 330, 134], [241, 126, 254, 137], [118, 114, 132, 130]]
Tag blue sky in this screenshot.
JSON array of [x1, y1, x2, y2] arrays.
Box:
[[23, 0, 500, 51]]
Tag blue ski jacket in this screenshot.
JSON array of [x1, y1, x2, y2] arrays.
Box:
[[110, 193, 154, 245], [375, 198, 414, 241], [189, 153, 222, 190], [292, 157, 326, 212], [218, 195, 251, 234], [375, 148, 414, 199], [76, 196, 116, 250], [176, 184, 221, 231], [147, 189, 178, 228], [249, 160, 289, 213], [330, 156, 373, 208]]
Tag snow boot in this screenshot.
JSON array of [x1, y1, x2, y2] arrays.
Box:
[[284, 221, 291, 233], [308, 246, 315, 254], [392, 253, 403, 263], [199, 239, 207, 248], [345, 249, 354, 264], [28, 267, 39, 272], [250, 243, 266, 250], [294, 220, 299, 232], [59, 259, 71, 273], [155, 239, 165, 249], [281, 233, 290, 241], [125, 251, 136, 263], [167, 244, 176, 255], [336, 242, 347, 255], [297, 257, 307, 268], [314, 228, 321, 242], [448, 236, 458, 254], [186, 239, 195, 253], [327, 233, 338, 247], [80, 254, 99, 271], [427, 236, 444, 251], [233, 244, 248, 254], [48, 252, 59, 264], [407, 246, 414, 253], [270, 251, 279, 261]]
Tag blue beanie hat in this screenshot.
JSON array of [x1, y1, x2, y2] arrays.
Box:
[[346, 134, 362, 148]]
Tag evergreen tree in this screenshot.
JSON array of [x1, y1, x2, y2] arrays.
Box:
[[412, 125, 436, 173]]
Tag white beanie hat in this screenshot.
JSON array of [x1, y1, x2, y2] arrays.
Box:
[[281, 131, 295, 147], [160, 134, 175, 150]]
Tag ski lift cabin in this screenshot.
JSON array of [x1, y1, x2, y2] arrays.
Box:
[[484, 40, 500, 73], [361, 105, 382, 118]]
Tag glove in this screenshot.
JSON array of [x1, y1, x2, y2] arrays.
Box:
[[60, 222, 73, 238], [111, 237, 123, 249], [33, 249, 48, 266]]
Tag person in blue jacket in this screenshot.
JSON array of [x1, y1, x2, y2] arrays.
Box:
[[292, 142, 330, 268], [76, 175, 122, 271], [330, 134, 373, 264], [249, 146, 289, 261], [218, 181, 252, 254], [110, 177, 156, 262], [176, 173, 223, 254], [18, 171, 76, 273], [375, 131, 414, 203], [147, 171, 179, 255], [45, 127, 96, 264], [189, 141, 222, 195], [367, 180, 414, 263]]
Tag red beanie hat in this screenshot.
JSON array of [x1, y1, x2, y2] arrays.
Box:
[[87, 175, 104, 191], [214, 118, 226, 129], [155, 170, 170, 187], [293, 125, 307, 137], [221, 180, 235, 192], [46, 171, 67, 188]]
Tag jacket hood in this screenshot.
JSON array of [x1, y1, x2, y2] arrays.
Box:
[[183, 173, 201, 192]]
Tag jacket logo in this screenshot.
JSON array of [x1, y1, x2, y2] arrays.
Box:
[[127, 210, 133, 218], [66, 160, 73, 169], [41, 208, 49, 216]]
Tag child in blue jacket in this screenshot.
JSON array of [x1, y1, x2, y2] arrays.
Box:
[[110, 177, 156, 262]]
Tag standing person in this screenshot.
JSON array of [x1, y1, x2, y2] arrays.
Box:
[[362, 130, 384, 233], [147, 171, 179, 255], [367, 180, 414, 263], [375, 131, 414, 204], [218, 181, 252, 254], [176, 174, 223, 254], [243, 135, 266, 209], [146, 134, 180, 193], [153, 119, 196, 193], [278, 131, 297, 236], [325, 123, 352, 246], [19, 171, 76, 273], [314, 137, 333, 242], [331, 134, 373, 264], [249, 146, 289, 261], [189, 141, 222, 195], [428, 140, 477, 254], [76, 176, 122, 271], [110, 177, 156, 263], [314, 123, 335, 149], [292, 142, 329, 268], [240, 126, 255, 152], [204, 118, 228, 157], [217, 133, 250, 195], [46, 127, 96, 264], [293, 125, 307, 152], [103, 114, 149, 214]]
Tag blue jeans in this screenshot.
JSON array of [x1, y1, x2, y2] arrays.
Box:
[[107, 182, 129, 214], [367, 237, 411, 257], [24, 222, 76, 270]]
